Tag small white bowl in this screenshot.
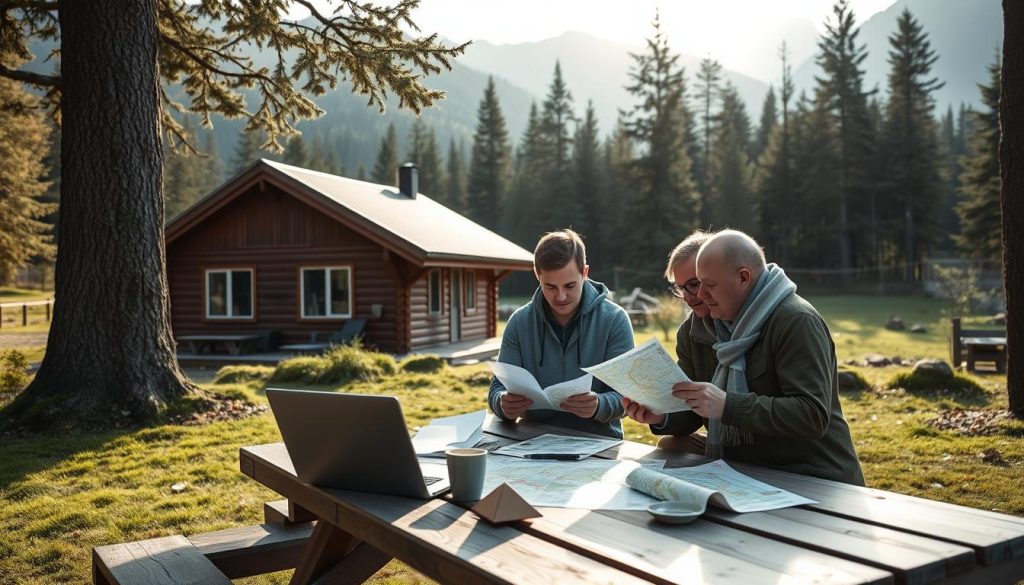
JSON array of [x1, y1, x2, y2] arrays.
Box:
[[647, 501, 703, 524]]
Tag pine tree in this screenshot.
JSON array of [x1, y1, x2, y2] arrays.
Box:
[[573, 101, 604, 262], [283, 134, 310, 167], [791, 92, 841, 268], [753, 86, 777, 162], [0, 0, 467, 426], [602, 119, 635, 277], [164, 117, 202, 217], [880, 8, 945, 280], [695, 56, 723, 224], [408, 119, 444, 197], [231, 129, 266, 175], [955, 57, 1001, 262], [467, 77, 511, 231], [708, 83, 754, 233], [815, 0, 875, 280], [201, 130, 223, 193], [539, 61, 578, 231], [756, 42, 796, 259], [620, 14, 700, 287], [372, 123, 399, 185], [307, 133, 329, 172], [0, 77, 56, 283], [504, 103, 547, 244], [444, 138, 467, 212]]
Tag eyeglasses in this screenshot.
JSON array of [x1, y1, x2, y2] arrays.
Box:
[[667, 279, 701, 298]]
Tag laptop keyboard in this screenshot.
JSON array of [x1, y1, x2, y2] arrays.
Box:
[[424, 476, 443, 486]]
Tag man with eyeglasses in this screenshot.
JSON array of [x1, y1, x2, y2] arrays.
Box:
[[624, 229, 864, 485]]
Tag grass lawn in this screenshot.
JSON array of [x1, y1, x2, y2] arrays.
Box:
[[0, 294, 1020, 584]]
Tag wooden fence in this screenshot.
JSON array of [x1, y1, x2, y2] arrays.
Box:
[[0, 299, 54, 329]]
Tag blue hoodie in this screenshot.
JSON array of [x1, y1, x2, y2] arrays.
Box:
[[488, 279, 634, 438]]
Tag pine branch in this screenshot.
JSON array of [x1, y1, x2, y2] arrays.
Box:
[[0, 64, 59, 87]]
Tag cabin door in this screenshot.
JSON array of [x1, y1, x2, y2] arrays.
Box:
[[450, 269, 462, 342]]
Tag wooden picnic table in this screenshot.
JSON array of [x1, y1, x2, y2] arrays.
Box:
[[178, 333, 262, 356], [239, 417, 1024, 585]]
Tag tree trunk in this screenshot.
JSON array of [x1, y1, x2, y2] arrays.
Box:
[[1003, 0, 1024, 418], [10, 0, 196, 428]]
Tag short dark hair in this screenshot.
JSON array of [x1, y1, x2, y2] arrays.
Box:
[[534, 229, 587, 273]]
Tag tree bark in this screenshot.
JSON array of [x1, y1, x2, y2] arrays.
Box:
[[10, 0, 195, 427], [1003, 0, 1023, 418]]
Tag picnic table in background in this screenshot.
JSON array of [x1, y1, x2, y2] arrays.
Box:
[[177, 334, 262, 356], [238, 417, 1024, 585]]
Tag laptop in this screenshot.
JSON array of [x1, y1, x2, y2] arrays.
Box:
[[266, 388, 450, 498]]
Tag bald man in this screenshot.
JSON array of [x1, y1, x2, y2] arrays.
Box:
[[626, 229, 864, 485]]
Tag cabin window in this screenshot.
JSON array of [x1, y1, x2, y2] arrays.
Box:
[[205, 269, 254, 319], [465, 270, 477, 311], [301, 267, 352, 319], [428, 269, 441, 315]]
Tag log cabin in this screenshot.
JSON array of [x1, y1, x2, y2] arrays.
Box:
[[165, 160, 533, 354]]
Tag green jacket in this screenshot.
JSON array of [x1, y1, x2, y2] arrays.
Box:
[[655, 294, 865, 486]]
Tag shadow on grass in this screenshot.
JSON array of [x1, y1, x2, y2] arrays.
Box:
[[884, 370, 991, 407]]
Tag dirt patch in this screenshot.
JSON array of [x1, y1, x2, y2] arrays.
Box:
[[0, 332, 47, 350], [929, 409, 1012, 435]]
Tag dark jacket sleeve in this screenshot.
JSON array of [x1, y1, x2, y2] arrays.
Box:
[[488, 312, 523, 421], [651, 319, 705, 436], [592, 308, 633, 423], [722, 312, 833, 438]]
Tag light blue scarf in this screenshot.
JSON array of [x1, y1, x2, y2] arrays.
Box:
[[706, 264, 797, 459]]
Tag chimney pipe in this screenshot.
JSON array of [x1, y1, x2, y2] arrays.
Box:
[[398, 163, 418, 198]]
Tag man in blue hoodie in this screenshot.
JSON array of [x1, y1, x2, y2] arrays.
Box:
[[488, 229, 635, 438]]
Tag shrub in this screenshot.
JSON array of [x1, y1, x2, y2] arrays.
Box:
[[269, 356, 329, 384], [649, 295, 684, 341], [885, 369, 987, 404], [212, 365, 274, 385], [400, 354, 447, 374], [0, 350, 30, 394], [837, 368, 870, 393], [269, 342, 397, 385]]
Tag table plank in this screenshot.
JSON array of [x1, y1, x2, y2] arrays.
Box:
[[702, 507, 974, 585], [529, 507, 893, 585], [729, 463, 1024, 565], [241, 444, 655, 585]]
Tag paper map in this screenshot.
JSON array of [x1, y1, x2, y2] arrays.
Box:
[[583, 338, 691, 414], [629, 460, 817, 513], [492, 433, 622, 459], [488, 361, 593, 411], [479, 456, 813, 513], [481, 457, 658, 510]]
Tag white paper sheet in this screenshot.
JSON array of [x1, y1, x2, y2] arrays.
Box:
[[488, 361, 593, 410], [582, 338, 691, 414], [492, 433, 623, 459], [411, 409, 485, 455]]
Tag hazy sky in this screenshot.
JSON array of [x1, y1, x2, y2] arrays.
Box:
[[408, 0, 898, 77], [291, 1, 899, 80]]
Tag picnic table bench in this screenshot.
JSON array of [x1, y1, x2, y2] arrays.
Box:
[[177, 334, 263, 356]]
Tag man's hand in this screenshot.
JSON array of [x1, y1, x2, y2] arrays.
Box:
[[621, 397, 666, 426], [561, 392, 599, 419], [672, 382, 726, 419], [500, 392, 533, 419]]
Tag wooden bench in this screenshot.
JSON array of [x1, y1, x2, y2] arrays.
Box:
[[93, 520, 313, 584], [951, 317, 1008, 373]]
